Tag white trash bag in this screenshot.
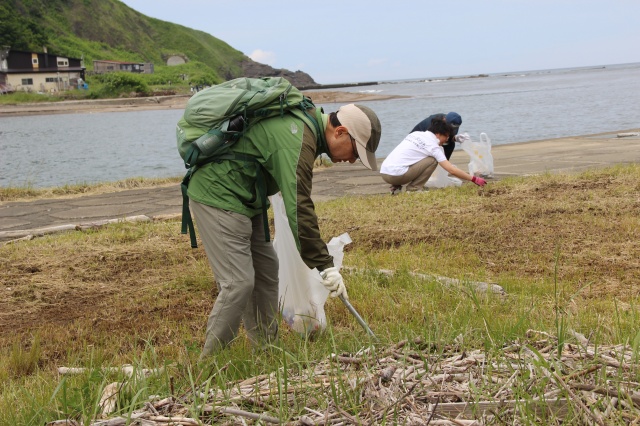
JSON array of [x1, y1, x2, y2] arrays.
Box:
[[425, 164, 463, 188], [271, 193, 351, 337], [460, 132, 494, 178]]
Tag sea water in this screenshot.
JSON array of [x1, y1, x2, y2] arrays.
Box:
[[324, 63, 640, 155], [1, 63, 639, 188]]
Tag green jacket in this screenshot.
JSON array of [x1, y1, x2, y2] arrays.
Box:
[[187, 108, 335, 271]]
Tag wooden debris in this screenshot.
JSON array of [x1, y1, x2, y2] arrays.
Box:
[[343, 266, 506, 295], [58, 364, 163, 379], [1, 215, 152, 244], [98, 382, 121, 417], [0, 224, 77, 244], [74, 215, 151, 231], [53, 332, 640, 425]]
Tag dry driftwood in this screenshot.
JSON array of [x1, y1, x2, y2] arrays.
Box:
[[58, 364, 163, 379], [0, 224, 77, 244], [344, 266, 506, 295], [73, 215, 151, 231], [1, 215, 152, 245], [50, 330, 640, 425], [98, 382, 120, 417]]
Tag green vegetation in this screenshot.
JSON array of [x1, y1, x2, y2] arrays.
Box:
[[0, 61, 220, 102], [90, 71, 150, 97], [1, 0, 248, 98], [0, 91, 72, 103], [0, 2, 49, 51], [1, 165, 639, 423], [0, 176, 182, 202]]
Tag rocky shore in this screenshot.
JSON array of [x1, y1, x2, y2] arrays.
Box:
[[0, 91, 405, 117]]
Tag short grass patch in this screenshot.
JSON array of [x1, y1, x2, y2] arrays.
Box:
[[0, 176, 182, 202], [1, 164, 639, 424]]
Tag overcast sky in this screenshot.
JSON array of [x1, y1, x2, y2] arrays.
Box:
[[119, 0, 640, 85]]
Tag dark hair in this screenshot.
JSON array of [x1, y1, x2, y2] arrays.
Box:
[[427, 117, 452, 137], [329, 111, 341, 127]]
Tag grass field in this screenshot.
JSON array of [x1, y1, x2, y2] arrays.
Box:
[[1, 165, 639, 425]]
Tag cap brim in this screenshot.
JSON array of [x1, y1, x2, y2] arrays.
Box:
[[355, 142, 377, 171]]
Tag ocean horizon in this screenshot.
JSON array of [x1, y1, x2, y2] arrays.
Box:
[[322, 61, 640, 86], [1, 62, 639, 188]]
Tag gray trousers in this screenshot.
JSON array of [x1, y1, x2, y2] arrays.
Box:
[[190, 201, 279, 357], [380, 156, 438, 191]]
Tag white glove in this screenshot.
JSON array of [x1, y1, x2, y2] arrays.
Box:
[[320, 266, 348, 300], [455, 132, 470, 143]]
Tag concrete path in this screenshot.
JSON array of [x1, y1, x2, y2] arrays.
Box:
[[1, 130, 639, 242]]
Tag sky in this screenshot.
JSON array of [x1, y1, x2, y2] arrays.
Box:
[[118, 0, 640, 85]]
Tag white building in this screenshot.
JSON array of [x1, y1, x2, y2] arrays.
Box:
[[0, 47, 86, 93]]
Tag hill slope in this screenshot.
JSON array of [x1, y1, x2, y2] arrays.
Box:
[[0, 0, 317, 87]]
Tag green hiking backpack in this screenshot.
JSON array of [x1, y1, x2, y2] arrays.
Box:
[[176, 77, 321, 248]]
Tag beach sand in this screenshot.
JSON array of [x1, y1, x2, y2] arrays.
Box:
[[0, 91, 405, 117]]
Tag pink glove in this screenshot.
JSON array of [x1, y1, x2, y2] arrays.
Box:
[[471, 176, 487, 187]]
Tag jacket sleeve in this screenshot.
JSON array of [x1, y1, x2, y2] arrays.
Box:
[[261, 118, 334, 271], [293, 124, 334, 270]]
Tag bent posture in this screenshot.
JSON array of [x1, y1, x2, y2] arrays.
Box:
[[380, 118, 485, 194], [188, 103, 381, 357], [411, 112, 468, 161]]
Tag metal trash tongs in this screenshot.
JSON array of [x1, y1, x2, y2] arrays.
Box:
[[339, 294, 377, 340]]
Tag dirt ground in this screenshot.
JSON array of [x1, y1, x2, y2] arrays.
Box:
[[2, 169, 639, 341], [0, 90, 404, 117]]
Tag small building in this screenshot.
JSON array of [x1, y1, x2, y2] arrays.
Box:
[[166, 55, 187, 66], [93, 60, 154, 74], [0, 47, 86, 93]]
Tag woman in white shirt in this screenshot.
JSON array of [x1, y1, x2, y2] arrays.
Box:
[[380, 118, 486, 194]]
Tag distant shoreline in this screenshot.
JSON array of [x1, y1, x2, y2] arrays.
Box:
[[0, 91, 407, 117]]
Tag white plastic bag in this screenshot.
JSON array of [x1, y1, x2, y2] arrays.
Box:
[[271, 193, 351, 337], [425, 165, 463, 188], [460, 132, 494, 178]]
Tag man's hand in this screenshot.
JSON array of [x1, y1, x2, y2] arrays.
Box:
[[320, 267, 348, 300], [455, 132, 471, 143], [471, 176, 487, 187]]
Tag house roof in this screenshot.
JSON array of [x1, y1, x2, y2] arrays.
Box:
[[93, 60, 148, 65], [1, 49, 85, 74]]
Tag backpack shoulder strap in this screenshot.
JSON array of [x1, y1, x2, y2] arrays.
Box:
[[179, 81, 322, 249], [180, 167, 198, 248]]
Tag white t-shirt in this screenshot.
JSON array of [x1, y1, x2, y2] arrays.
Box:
[[380, 131, 447, 176]]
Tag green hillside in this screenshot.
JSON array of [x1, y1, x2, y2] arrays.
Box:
[[1, 0, 312, 87]]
